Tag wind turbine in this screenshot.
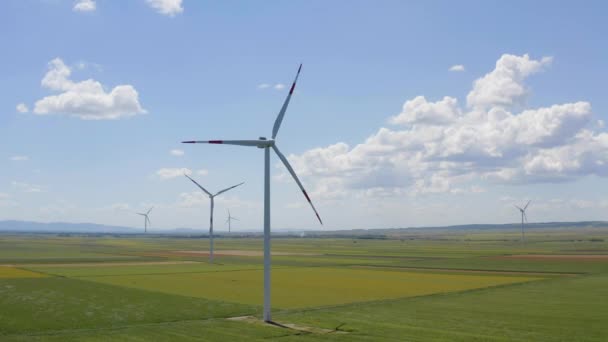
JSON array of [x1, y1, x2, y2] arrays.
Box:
[[136, 207, 153, 233], [182, 64, 322, 322], [184, 174, 243, 263], [226, 209, 239, 233], [514, 200, 531, 243]]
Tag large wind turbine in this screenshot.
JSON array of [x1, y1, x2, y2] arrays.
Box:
[[136, 207, 153, 233], [184, 174, 243, 263], [182, 64, 322, 322], [514, 200, 531, 243], [226, 209, 238, 233]]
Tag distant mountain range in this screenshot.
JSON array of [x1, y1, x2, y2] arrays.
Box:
[[0, 219, 606, 236]]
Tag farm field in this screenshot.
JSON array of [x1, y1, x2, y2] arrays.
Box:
[[0, 228, 607, 341]]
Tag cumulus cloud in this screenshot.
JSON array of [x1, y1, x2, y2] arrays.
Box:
[[146, 0, 183, 17], [467, 54, 552, 110], [286, 54, 605, 200], [73, 0, 96, 12], [16, 103, 29, 113], [10, 155, 29, 161], [390, 96, 461, 126], [11, 181, 42, 193], [274, 83, 286, 90], [449, 64, 465, 72], [170, 149, 185, 156], [33, 58, 145, 120], [156, 168, 192, 179]]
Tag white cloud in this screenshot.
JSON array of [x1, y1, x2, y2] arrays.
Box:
[[258, 83, 287, 91], [11, 181, 42, 193], [170, 149, 185, 156], [73, 0, 96, 12], [390, 96, 461, 126], [286, 54, 605, 200], [10, 155, 29, 161], [33, 58, 145, 120], [156, 168, 192, 180], [197, 169, 209, 176], [146, 0, 183, 17], [449, 64, 465, 72], [467, 54, 552, 110], [16, 103, 29, 113]]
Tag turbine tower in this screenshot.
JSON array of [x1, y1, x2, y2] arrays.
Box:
[[184, 174, 243, 263], [136, 207, 153, 233], [226, 209, 239, 233], [514, 200, 531, 243], [182, 64, 322, 322]]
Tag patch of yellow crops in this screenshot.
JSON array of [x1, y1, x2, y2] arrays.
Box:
[[0, 266, 47, 279], [85, 267, 542, 309]]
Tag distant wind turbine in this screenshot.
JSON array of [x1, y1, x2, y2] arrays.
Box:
[[182, 64, 322, 322], [226, 209, 239, 233], [514, 200, 531, 243], [184, 174, 243, 263], [136, 207, 153, 233]]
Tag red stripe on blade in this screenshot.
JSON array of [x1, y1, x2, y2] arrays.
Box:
[[182, 141, 196, 143], [289, 82, 296, 95], [209, 140, 223, 144], [302, 190, 311, 202]]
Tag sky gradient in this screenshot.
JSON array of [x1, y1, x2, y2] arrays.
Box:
[[1, 1, 607, 231]]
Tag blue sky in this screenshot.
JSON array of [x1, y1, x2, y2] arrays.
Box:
[[1, 0, 607, 231]]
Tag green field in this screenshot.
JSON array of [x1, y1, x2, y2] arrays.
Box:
[[0, 228, 607, 341]]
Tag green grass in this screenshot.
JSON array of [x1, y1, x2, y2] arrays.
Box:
[[0, 230, 607, 341]]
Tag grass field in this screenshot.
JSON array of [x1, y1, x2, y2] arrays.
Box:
[[0, 228, 607, 341]]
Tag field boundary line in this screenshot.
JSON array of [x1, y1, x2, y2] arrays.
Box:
[[347, 264, 582, 276]]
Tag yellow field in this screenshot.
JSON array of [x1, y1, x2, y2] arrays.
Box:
[[85, 266, 542, 308], [0, 266, 47, 279]]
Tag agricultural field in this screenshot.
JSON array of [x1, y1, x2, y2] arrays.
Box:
[[0, 228, 607, 341]]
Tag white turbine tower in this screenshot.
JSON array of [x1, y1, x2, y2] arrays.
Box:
[[136, 207, 153, 233], [226, 209, 239, 233], [515, 200, 531, 243], [184, 174, 243, 263], [182, 64, 322, 322]]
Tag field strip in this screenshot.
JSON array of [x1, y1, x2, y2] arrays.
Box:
[[173, 250, 321, 257], [499, 254, 608, 260], [349, 265, 580, 276], [0, 261, 200, 268]]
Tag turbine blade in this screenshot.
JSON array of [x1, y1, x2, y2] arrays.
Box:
[[272, 64, 302, 139], [514, 205, 522, 211], [146, 206, 154, 215], [215, 182, 244, 197], [232, 217, 239, 221], [524, 212, 528, 222], [272, 145, 323, 225], [182, 140, 265, 147], [524, 200, 531, 211], [184, 174, 212, 196]]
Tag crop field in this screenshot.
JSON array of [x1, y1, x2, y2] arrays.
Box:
[[0, 228, 607, 341]]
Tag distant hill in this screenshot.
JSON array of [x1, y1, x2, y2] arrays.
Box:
[[0, 220, 139, 234], [0, 220, 606, 236]]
